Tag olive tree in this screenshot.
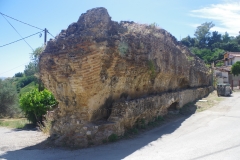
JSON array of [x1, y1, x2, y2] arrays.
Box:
[[0, 79, 19, 117]]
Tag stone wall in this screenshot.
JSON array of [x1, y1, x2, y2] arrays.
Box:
[[39, 7, 212, 147]]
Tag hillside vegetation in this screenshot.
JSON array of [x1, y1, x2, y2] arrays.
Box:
[[0, 47, 57, 127]]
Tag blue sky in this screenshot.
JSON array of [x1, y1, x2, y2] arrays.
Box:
[[1, 0, 240, 77]]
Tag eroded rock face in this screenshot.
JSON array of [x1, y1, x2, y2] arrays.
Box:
[[40, 7, 212, 147]]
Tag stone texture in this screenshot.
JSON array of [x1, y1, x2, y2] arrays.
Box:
[[39, 7, 212, 147]]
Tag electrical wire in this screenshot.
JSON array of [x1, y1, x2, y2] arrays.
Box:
[[1, 14, 35, 51], [47, 31, 55, 38], [0, 12, 43, 31], [0, 31, 44, 48], [0, 61, 30, 76]]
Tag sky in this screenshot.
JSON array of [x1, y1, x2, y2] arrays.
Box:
[[0, 0, 240, 77]]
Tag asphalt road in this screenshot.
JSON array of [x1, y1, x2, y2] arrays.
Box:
[[1, 92, 240, 160]]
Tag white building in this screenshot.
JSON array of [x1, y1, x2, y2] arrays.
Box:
[[214, 52, 240, 87], [224, 52, 240, 66], [214, 66, 231, 84]]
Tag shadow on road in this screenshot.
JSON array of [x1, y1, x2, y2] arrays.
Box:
[[0, 106, 197, 160]]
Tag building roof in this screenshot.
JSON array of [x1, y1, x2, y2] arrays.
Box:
[[225, 52, 240, 58], [215, 66, 231, 72]]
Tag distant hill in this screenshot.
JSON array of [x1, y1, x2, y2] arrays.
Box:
[[0, 77, 7, 80]]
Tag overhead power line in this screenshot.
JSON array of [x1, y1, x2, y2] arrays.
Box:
[[0, 31, 44, 48], [47, 31, 55, 38], [0, 61, 30, 76], [0, 12, 43, 30], [0, 12, 55, 48], [1, 14, 35, 51]]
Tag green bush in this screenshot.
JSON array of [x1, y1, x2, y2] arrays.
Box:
[[14, 72, 24, 77], [19, 89, 57, 124]]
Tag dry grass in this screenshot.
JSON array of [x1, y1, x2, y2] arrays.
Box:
[[180, 90, 225, 115], [195, 90, 225, 112], [38, 115, 53, 135]]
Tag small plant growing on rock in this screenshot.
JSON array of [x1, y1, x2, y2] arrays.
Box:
[[108, 133, 118, 142], [157, 116, 164, 121], [118, 41, 128, 57], [186, 56, 194, 62], [148, 60, 156, 79]]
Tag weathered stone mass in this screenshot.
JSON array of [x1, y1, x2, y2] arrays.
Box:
[[40, 7, 212, 147]]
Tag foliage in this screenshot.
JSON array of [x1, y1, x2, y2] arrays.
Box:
[[181, 22, 240, 65], [181, 36, 196, 47], [186, 56, 194, 62], [19, 89, 57, 124], [216, 61, 224, 67], [231, 61, 240, 76], [24, 62, 37, 76], [118, 41, 128, 57], [149, 22, 159, 30], [108, 133, 118, 142], [148, 60, 156, 79], [16, 76, 37, 92], [29, 46, 44, 75], [19, 81, 38, 96], [0, 79, 20, 117], [194, 22, 215, 48], [31, 47, 44, 64], [190, 48, 225, 64], [14, 72, 24, 77]]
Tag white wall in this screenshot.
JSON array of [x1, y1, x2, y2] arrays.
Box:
[[233, 57, 240, 64]]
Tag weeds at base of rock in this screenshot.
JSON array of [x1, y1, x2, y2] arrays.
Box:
[[122, 116, 165, 140], [108, 133, 118, 142], [102, 139, 108, 144], [38, 115, 53, 135]]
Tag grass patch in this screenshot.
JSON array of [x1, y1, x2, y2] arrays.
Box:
[[19, 81, 38, 96], [0, 118, 30, 129]]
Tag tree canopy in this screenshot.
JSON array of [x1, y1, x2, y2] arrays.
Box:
[[181, 22, 240, 65], [231, 61, 240, 76], [0, 79, 19, 117]]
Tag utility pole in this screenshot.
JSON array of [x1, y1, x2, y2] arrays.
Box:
[[44, 28, 47, 46], [38, 28, 48, 92]]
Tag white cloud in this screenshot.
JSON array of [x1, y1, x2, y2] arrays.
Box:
[[190, 1, 240, 36]]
